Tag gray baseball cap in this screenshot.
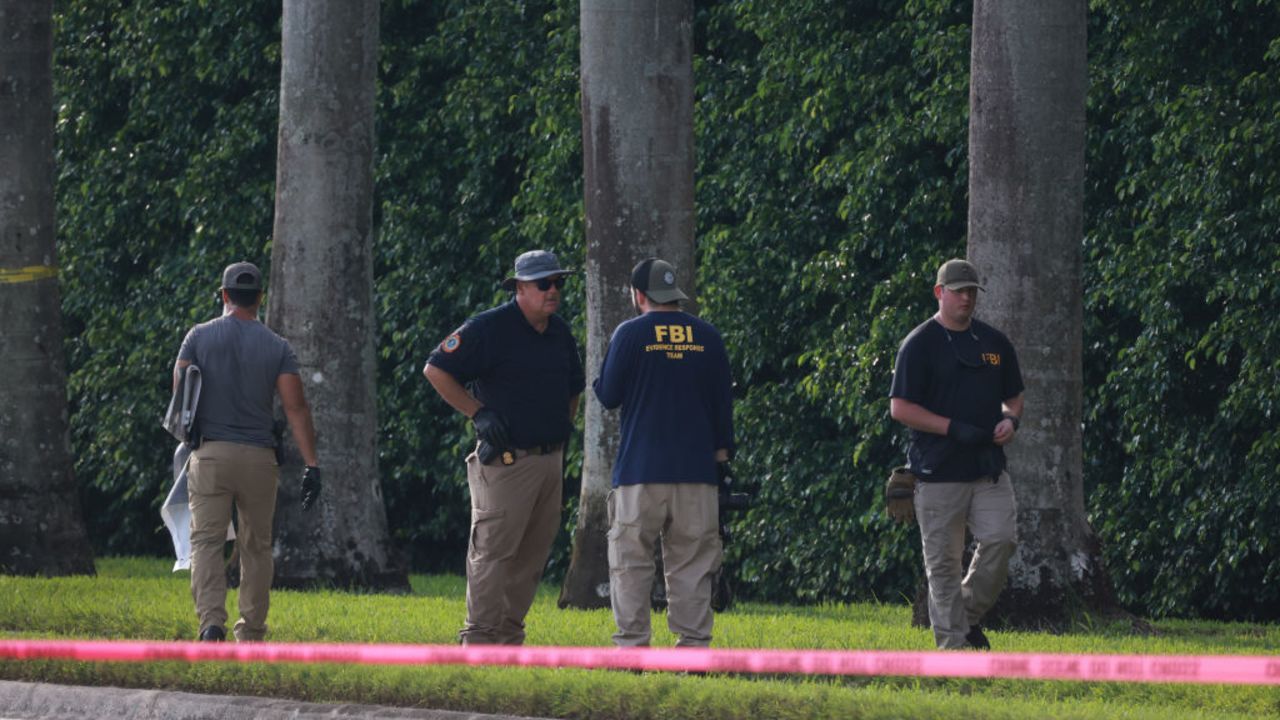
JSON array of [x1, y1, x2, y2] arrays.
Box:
[[936, 258, 985, 291], [631, 257, 688, 305], [221, 261, 263, 291], [502, 250, 574, 291]]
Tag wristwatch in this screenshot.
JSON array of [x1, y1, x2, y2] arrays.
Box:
[[1002, 413, 1021, 431]]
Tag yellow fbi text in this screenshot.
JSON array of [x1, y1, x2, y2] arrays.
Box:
[[645, 325, 704, 359]]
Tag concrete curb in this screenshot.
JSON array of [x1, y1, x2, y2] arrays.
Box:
[[0, 680, 553, 720]]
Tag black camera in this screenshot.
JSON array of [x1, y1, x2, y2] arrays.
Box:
[[712, 463, 752, 612], [716, 461, 752, 541], [719, 489, 751, 514], [718, 486, 751, 547]]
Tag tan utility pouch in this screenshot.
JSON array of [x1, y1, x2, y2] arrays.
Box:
[[885, 466, 917, 524]]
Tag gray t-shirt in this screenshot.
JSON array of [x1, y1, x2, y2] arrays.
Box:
[[177, 315, 300, 447]]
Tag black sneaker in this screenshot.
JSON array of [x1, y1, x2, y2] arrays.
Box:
[[965, 624, 990, 650], [198, 625, 226, 642]]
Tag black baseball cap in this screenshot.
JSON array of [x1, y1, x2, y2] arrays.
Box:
[[631, 257, 688, 304]]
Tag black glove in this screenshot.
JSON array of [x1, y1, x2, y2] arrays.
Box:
[[301, 466, 322, 511], [471, 407, 511, 449], [947, 420, 989, 446], [716, 460, 735, 489]]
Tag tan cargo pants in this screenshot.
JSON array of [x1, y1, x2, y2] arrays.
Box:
[[915, 472, 1017, 649], [460, 447, 563, 645], [188, 441, 278, 642], [608, 482, 721, 647]]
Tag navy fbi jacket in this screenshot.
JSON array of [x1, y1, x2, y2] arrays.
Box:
[[427, 301, 585, 449], [594, 311, 735, 487]]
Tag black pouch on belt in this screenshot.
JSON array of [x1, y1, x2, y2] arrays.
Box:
[[271, 419, 286, 465]]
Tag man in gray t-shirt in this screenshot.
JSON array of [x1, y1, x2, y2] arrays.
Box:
[[172, 261, 320, 643], [179, 314, 299, 447]]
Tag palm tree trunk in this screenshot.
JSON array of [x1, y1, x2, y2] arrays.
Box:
[[268, 0, 406, 591], [0, 0, 96, 576], [963, 0, 1118, 626], [560, 0, 697, 609]]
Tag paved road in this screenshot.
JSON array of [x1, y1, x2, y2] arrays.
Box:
[[0, 680, 553, 720]]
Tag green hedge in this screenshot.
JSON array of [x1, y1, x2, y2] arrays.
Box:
[[1081, 0, 1280, 618], [52, 0, 1280, 620]]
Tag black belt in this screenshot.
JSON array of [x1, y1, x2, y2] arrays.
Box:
[[515, 443, 563, 457], [477, 442, 563, 466]]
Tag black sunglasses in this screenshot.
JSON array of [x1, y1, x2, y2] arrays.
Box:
[[534, 276, 567, 291]]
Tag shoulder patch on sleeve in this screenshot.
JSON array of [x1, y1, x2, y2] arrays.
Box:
[[441, 333, 462, 353]]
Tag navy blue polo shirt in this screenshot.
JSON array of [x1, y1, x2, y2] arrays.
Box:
[[593, 311, 735, 487], [427, 301, 584, 448]]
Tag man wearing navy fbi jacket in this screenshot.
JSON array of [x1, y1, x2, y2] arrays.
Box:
[[594, 257, 735, 648]]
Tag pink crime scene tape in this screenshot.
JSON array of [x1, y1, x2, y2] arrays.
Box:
[[2, 640, 1278, 685]]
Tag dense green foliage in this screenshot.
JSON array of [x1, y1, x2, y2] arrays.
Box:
[[55, 2, 282, 552], [3, 559, 1278, 720], [50, 0, 1280, 619], [694, 0, 973, 606], [373, 0, 584, 573], [1082, 0, 1280, 619]]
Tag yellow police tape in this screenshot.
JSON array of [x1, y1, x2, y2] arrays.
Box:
[[0, 265, 59, 284]]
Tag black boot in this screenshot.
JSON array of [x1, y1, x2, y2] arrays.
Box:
[[965, 623, 990, 650], [199, 625, 227, 642]]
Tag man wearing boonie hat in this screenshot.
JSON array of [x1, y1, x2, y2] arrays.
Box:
[[173, 261, 320, 643], [888, 258, 1025, 650], [423, 250, 584, 645], [593, 257, 735, 647]]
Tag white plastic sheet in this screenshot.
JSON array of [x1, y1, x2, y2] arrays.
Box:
[[161, 443, 235, 572]]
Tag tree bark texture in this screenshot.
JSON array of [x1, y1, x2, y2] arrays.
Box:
[[268, 0, 406, 591], [0, 0, 96, 576], [964, 0, 1115, 626], [560, 0, 697, 609]]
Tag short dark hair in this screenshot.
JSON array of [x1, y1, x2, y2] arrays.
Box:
[[225, 288, 262, 308]]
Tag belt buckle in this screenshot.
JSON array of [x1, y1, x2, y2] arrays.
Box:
[[501, 451, 515, 466]]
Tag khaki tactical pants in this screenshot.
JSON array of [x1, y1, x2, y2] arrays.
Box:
[[915, 472, 1017, 649], [608, 483, 721, 647], [188, 441, 278, 641], [461, 448, 563, 645]]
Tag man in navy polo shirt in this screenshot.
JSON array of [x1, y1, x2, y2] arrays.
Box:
[[594, 257, 735, 647], [424, 250, 584, 646]]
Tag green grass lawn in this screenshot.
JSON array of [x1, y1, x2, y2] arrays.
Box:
[[1, 557, 1277, 719]]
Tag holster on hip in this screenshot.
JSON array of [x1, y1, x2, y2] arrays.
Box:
[[477, 440, 515, 466]]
